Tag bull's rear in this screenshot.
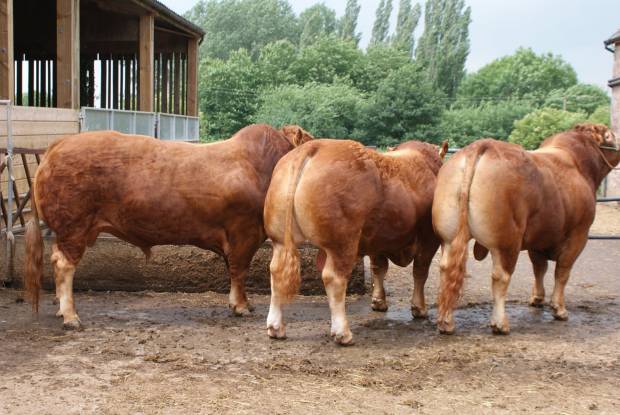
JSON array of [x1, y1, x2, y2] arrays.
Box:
[[434, 124, 620, 335]]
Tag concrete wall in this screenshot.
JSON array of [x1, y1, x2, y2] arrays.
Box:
[[607, 41, 620, 197]]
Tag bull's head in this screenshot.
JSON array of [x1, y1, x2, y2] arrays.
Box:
[[281, 125, 315, 147], [574, 123, 620, 169]]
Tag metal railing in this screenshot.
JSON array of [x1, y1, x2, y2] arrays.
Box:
[[80, 107, 157, 137], [80, 107, 199, 142], [157, 113, 200, 141]]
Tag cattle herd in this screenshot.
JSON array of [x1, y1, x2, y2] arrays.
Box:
[[21, 122, 620, 346]]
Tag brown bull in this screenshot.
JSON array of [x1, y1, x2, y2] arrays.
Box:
[[433, 124, 620, 335], [24, 124, 313, 329], [264, 139, 448, 345]]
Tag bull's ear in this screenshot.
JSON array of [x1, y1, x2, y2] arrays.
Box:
[[295, 128, 303, 146], [439, 140, 449, 160]]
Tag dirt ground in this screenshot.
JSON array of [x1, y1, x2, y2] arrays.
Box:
[[1, 205, 619, 414]]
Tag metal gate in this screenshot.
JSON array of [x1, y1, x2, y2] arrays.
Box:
[[80, 107, 199, 141]]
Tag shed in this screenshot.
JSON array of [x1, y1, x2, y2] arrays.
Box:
[[0, 0, 204, 147]]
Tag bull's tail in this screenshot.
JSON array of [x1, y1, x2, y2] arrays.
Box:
[[438, 144, 488, 323], [24, 182, 43, 312], [270, 151, 313, 302]]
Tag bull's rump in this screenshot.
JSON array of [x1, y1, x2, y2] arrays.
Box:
[[36, 131, 262, 248], [266, 140, 426, 255], [434, 140, 595, 251]]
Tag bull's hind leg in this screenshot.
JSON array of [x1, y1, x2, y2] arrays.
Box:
[[550, 233, 588, 321], [369, 255, 389, 312], [266, 242, 294, 340], [411, 249, 435, 319], [51, 245, 82, 330], [227, 261, 253, 317], [528, 251, 547, 307], [322, 252, 356, 346], [226, 233, 262, 317], [489, 247, 519, 335]]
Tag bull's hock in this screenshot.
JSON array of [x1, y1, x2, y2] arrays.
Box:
[[2, 235, 366, 296]]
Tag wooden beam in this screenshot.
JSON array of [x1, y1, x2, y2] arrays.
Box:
[[0, 0, 14, 101], [187, 37, 198, 117], [56, 0, 80, 109], [139, 14, 154, 112], [173, 52, 180, 114]]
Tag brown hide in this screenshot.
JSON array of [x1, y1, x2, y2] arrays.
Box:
[[266, 139, 443, 268], [433, 123, 620, 334], [35, 124, 312, 263], [264, 138, 444, 344]]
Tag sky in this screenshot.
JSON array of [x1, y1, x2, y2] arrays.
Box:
[[162, 0, 619, 90]]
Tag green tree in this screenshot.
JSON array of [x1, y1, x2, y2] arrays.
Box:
[[357, 45, 411, 93], [254, 82, 366, 138], [588, 105, 611, 126], [544, 84, 610, 115], [458, 48, 578, 105], [185, 0, 299, 60], [338, 0, 362, 46], [415, 0, 471, 98], [360, 64, 446, 146], [392, 0, 421, 56], [370, 0, 394, 46], [299, 4, 338, 48], [438, 101, 535, 147], [508, 108, 587, 150], [256, 40, 298, 86], [199, 50, 262, 139], [290, 35, 364, 85]]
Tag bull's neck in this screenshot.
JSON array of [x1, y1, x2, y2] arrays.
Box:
[[567, 144, 614, 193], [246, 134, 293, 174]]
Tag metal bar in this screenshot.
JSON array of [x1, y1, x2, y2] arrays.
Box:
[[588, 235, 620, 240], [596, 197, 620, 203]]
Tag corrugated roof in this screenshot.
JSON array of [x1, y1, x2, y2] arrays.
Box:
[[604, 28, 620, 46], [140, 0, 205, 38]]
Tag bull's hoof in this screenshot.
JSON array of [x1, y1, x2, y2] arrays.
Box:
[[411, 305, 428, 319], [371, 298, 388, 312], [230, 303, 254, 317], [437, 319, 455, 335], [529, 296, 545, 308], [332, 331, 354, 346], [490, 320, 510, 335], [551, 306, 569, 321], [267, 324, 286, 340], [63, 318, 83, 331]]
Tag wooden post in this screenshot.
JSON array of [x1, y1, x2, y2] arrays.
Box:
[[57, 0, 80, 109], [173, 52, 180, 114], [139, 14, 154, 112], [613, 41, 620, 135], [0, 0, 13, 101], [187, 37, 198, 117]]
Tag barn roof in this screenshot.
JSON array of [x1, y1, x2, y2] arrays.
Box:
[[605, 28, 620, 47], [139, 0, 205, 39]]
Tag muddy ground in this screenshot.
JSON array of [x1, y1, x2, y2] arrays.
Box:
[[0, 205, 619, 414]]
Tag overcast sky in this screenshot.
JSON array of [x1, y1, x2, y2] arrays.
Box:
[[162, 0, 619, 90]]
